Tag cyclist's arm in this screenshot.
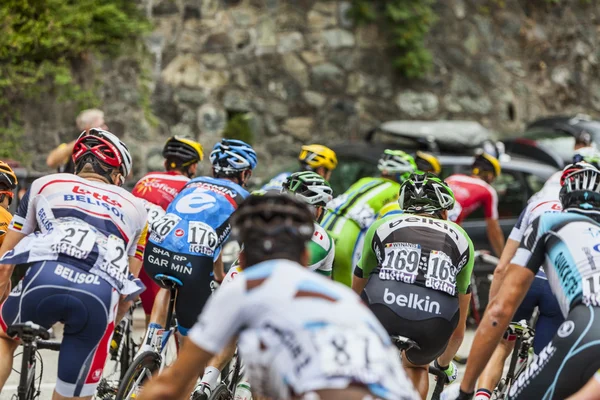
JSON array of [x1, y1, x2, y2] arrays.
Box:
[[352, 220, 381, 294], [489, 238, 519, 299], [137, 337, 213, 400], [0, 230, 26, 303], [460, 219, 543, 393], [438, 292, 471, 367], [46, 140, 76, 169], [485, 218, 505, 257], [567, 371, 600, 400], [213, 253, 225, 282]]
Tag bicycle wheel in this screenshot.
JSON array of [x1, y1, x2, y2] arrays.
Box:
[[119, 328, 137, 380], [207, 383, 233, 400], [115, 351, 161, 400]]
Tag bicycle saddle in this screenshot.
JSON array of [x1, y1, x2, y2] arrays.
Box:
[[390, 335, 421, 351], [154, 274, 184, 289], [7, 321, 50, 341]]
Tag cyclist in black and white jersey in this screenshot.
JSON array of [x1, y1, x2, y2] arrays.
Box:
[[138, 194, 419, 400], [445, 162, 600, 400]]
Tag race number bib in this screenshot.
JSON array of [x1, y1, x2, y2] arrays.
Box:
[[98, 235, 129, 283], [149, 213, 181, 243], [188, 221, 218, 256], [379, 242, 421, 284], [146, 203, 166, 228], [313, 327, 384, 382], [52, 220, 97, 259], [425, 250, 457, 295]]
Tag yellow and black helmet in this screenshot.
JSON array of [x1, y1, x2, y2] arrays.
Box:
[[298, 144, 338, 171], [0, 161, 18, 190], [415, 151, 442, 175], [472, 150, 501, 177], [163, 136, 204, 168]]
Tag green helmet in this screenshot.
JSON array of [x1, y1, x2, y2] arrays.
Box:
[[378, 150, 417, 181], [399, 172, 455, 216], [281, 171, 333, 207]]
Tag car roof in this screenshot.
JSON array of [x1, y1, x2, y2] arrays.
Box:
[[437, 155, 558, 178], [526, 114, 600, 140]]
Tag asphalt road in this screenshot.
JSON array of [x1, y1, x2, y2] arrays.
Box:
[[0, 309, 477, 400]]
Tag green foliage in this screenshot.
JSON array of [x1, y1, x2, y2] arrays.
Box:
[[349, 0, 437, 79], [0, 122, 26, 162], [223, 114, 254, 145]]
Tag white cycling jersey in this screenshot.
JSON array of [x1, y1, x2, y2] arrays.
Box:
[[509, 197, 562, 242], [189, 259, 419, 400], [1, 174, 148, 295]]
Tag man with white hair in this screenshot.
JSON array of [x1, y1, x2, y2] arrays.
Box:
[[46, 109, 107, 172]]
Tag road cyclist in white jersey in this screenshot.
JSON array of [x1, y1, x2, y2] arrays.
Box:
[[137, 193, 420, 400], [0, 129, 148, 399]]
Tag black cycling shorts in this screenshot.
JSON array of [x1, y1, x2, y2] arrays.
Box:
[[144, 241, 214, 335], [508, 304, 600, 400], [362, 278, 460, 366]]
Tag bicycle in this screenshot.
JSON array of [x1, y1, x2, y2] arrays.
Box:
[[468, 251, 499, 327], [7, 321, 61, 400], [191, 348, 245, 400], [115, 274, 181, 400], [95, 301, 141, 400], [391, 335, 447, 400], [492, 319, 535, 400]]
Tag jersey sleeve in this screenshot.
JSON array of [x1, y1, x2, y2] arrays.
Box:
[[9, 186, 36, 235], [483, 185, 499, 220], [0, 207, 12, 245], [187, 277, 248, 354], [131, 222, 148, 260], [510, 215, 546, 274], [508, 203, 531, 242], [355, 218, 385, 278], [455, 228, 475, 295], [318, 236, 334, 277]]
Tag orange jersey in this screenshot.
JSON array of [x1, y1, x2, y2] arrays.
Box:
[[0, 206, 11, 245]]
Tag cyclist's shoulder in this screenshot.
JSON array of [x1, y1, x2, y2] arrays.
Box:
[[312, 223, 333, 250], [0, 206, 11, 226]]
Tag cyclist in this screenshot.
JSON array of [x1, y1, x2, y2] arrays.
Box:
[[353, 172, 474, 400], [0, 129, 148, 399], [0, 161, 18, 245], [261, 144, 338, 192], [322, 149, 417, 286], [131, 136, 203, 324], [140, 138, 256, 350], [137, 193, 420, 400], [446, 149, 505, 256], [446, 162, 600, 400], [473, 189, 564, 400], [568, 370, 600, 399]]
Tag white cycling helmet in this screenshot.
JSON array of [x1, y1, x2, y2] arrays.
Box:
[[281, 171, 333, 207]]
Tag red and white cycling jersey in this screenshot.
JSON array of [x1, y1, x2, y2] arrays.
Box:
[[132, 171, 190, 211], [446, 174, 499, 224], [509, 196, 562, 242], [3, 173, 148, 294]]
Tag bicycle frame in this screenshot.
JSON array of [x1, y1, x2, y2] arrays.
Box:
[[17, 342, 37, 400]]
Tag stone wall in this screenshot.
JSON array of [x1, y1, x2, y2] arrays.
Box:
[[22, 0, 600, 182]]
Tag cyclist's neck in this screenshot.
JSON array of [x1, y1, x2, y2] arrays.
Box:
[[77, 172, 112, 185]]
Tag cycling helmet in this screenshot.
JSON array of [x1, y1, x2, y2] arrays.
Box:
[[399, 172, 455, 215], [415, 151, 442, 175], [282, 171, 333, 207], [298, 144, 338, 171], [378, 150, 417, 180], [163, 136, 204, 167], [232, 193, 314, 244], [0, 161, 18, 190], [559, 162, 600, 211], [472, 149, 501, 177], [72, 128, 132, 182], [573, 147, 600, 168], [210, 139, 257, 174]]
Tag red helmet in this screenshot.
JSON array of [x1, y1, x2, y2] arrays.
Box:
[[72, 128, 132, 178]]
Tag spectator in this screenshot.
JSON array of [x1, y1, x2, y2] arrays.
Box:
[[46, 109, 108, 173]]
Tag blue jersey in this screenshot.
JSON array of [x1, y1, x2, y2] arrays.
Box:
[[512, 211, 600, 318], [148, 176, 248, 259]]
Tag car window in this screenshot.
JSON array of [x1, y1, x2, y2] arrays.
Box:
[[329, 157, 379, 196], [525, 172, 545, 195], [493, 171, 527, 219]]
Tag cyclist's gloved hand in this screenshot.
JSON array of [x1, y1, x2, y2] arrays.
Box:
[[441, 383, 474, 400], [435, 359, 458, 383]]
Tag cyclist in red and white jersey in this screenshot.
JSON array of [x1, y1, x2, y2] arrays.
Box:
[[131, 136, 203, 322], [446, 150, 505, 256]]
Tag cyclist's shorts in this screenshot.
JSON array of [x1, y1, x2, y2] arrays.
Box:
[[361, 278, 460, 365], [144, 241, 214, 334], [138, 267, 160, 315], [508, 304, 600, 400], [0, 261, 119, 397]]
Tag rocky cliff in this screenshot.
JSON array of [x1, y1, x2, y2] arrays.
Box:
[[21, 0, 600, 181]]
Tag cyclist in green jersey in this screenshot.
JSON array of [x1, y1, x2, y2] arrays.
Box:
[[353, 172, 474, 399], [321, 149, 417, 286]]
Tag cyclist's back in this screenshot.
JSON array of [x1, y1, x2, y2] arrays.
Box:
[[446, 173, 498, 224]]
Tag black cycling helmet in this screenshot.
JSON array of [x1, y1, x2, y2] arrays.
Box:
[[232, 193, 314, 245], [559, 162, 600, 213], [399, 172, 455, 216], [163, 136, 204, 167]]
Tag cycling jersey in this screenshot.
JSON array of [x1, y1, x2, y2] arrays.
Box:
[[261, 172, 291, 192], [446, 174, 498, 224], [356, 213, 474, 365], [132, 171, 190, 315], [322, 177, 400, 286], [188, 259, 419, 400], [0, 206, 12, 245], [0, 173, 148, 295], [144, 176, 248, 333]]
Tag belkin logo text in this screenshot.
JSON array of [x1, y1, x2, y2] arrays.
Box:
[[383, 288, 441, 314]]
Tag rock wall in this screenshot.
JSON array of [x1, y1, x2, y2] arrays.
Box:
[[21, 0, 600, 181]]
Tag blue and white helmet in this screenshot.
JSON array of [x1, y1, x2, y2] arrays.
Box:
[[210, 139, 258, 174]]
